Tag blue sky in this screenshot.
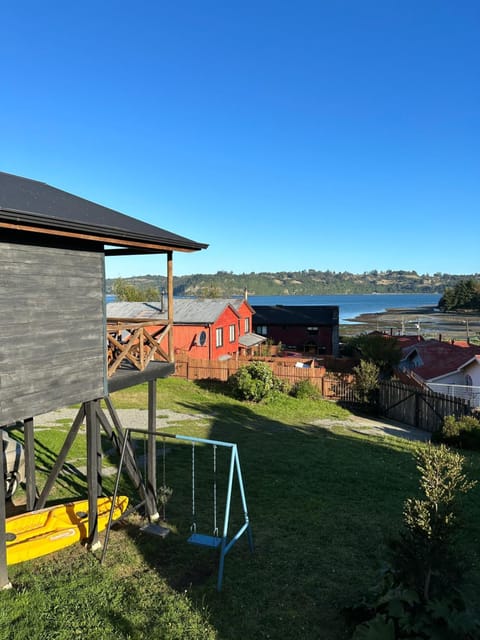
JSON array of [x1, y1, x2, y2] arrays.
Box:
[[2, 1, 479, 278]]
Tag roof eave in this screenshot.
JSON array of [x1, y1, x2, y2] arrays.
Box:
[[0, 217, 208, 254]]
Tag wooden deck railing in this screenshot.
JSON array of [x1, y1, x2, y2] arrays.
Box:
[[106, 320, 172, 377]]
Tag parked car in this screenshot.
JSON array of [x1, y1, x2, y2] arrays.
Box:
[[1, 427, 25, 499]]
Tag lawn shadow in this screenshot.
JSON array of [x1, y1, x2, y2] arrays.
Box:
[[112, 386, 480, 640]]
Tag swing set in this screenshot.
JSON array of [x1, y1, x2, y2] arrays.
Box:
[[102, 428, 254, 591]]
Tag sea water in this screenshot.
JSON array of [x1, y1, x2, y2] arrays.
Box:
[[247, 293, 441, 324], [106, 292, 441, 325]]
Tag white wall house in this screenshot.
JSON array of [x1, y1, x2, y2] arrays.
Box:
[[427, 356, 480, 408]]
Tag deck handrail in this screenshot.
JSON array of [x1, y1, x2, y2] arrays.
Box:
[[106, 320, 172, 377]]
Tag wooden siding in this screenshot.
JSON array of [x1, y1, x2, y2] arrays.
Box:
[[0, 242, 106, 424]]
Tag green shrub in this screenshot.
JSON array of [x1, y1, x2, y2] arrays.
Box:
[[348, 444, 479, 639], [432, 414, 480, 451], [352, 360, 379, 404], [228, 361, 286, 402], [290, 379, 321, 400]]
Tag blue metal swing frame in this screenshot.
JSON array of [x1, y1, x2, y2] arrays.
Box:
[[102, 429, 254, 592], [179, 435, 254, 591]]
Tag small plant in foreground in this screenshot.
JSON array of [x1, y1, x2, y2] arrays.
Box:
[[348, 444, 479, 639], [228, 361, 286, 402]]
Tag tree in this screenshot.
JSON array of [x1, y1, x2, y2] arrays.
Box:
[[439, 279, 480, 311], [112, 278, 160, 302], [347, 333, 402, 376], [352, 360, 379, 404]]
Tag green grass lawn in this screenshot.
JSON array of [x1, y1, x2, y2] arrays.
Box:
[[1, 378, 480, 640]]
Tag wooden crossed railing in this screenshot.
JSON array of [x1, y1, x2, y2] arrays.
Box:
[[106, 320, 172, 377]]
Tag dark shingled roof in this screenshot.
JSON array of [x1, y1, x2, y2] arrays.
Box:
[[251, 305, 339, 325], [0, 171, 208, 253]]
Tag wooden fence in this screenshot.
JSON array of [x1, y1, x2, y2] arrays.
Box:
[[378, 380, 470, 433], [174, 355, 355, 399], [175, 355, 474, 433]]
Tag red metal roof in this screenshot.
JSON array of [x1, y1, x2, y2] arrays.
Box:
[[402, 339, 480, 381]]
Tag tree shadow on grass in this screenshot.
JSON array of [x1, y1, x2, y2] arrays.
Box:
[[112, 384, 480, 640]]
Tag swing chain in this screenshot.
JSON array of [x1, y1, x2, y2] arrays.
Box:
[[213, 445, 218, 537], [191, 442, 196, 533]]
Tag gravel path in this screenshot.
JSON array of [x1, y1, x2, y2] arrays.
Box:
[[35, 407, 211, 431], [36, 406, 430, 443]]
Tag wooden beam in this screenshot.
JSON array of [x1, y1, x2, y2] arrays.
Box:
[[35, 405, 86, 509], [0, 222, 197, 253], [0, 440, 10, 589], [102, 398, 158, 519], [86, 401, 101, 550], [23, 418, 36, 511], [147, 380, 159, 521]]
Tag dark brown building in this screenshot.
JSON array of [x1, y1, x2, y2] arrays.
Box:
[[251, 305, 339, 356]]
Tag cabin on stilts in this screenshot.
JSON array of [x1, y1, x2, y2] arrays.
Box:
[[0, 171, 208, 588]]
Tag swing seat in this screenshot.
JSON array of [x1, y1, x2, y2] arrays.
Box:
[[188, 533, 223, 549], [141, 523, 170, 538]]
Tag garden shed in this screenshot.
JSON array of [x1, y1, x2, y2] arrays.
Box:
[[0, 171, 207, 587]]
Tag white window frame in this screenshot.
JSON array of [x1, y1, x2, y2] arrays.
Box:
[[216, 327, 223, 347], [229, 324, 236, 343], [244, 317, 250, 333]]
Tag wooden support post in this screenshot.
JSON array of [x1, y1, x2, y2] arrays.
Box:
[[167, 251, 174, 362], [102, 397, 158, 520], [0, 439, 11, 589], [23, 417, 36, 512], [86, 401, 101, 550], [147, 380, 159, 521]]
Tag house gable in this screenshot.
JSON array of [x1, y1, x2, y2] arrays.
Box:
[[107, 298, 250, 360], [399, 339, 480, 383]]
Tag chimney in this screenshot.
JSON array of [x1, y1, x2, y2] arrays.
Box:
[[244, 287, 248, 301], [160, 288, 166, 313]]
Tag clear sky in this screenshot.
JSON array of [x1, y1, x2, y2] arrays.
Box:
[[2, 1, 479, 278]]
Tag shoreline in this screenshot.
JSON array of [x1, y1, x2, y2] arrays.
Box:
[[341, 305, 480, 341]]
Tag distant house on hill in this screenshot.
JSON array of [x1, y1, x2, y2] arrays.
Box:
[[250, 305, 339, 356], [107, 297, 266, 360]]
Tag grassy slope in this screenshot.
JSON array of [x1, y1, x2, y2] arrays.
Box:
[[1, 378, 480, 640]]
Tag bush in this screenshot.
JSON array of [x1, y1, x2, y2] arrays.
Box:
[[228, 362, 286, 402], [353, 360, 379, 405], [348, 444, 479, 639], [432, 414, 480, 451], [289, 380, 321, 400]]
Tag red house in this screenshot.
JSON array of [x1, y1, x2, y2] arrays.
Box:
[[107, 297, 265, 361]]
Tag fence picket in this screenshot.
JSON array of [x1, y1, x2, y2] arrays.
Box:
[[174, 355, 471, 433]]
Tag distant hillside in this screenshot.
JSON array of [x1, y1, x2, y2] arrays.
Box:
[[105, 270, 480, 297]]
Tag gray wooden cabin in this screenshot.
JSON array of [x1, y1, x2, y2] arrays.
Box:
[[0, 171, 207, 587]]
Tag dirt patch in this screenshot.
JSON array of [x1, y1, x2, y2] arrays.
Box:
[[312, 414, 430, 442]]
